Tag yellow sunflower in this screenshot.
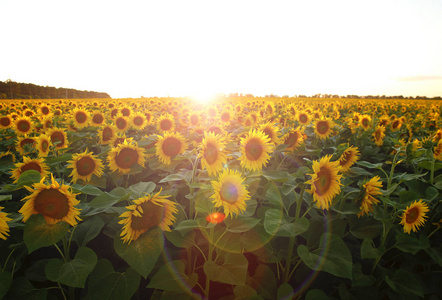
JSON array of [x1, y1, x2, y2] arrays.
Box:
[[19, 174, 81, 226], [14, 116, 34, 135], [338, 146, 360, 172], [118, 190, 178, 244], [306, 155, 342, 210], [297, 111, 311, 126], [357, 176, 382, 217], [400, 200, 429, 234], [11, 156, 50, 184], [39, 104, 51, 116], [99, 125, 117, 145], [47, 127, 68, 149], [282, 127, 305, 151], [108, 140, 146, 174], [41, 116, 53, 130], [259, 122, 281, 145], [373, 125, 386, 146], [156, 132, 188, 165], [360, 115, 372, 131], [0, 115, 13, 129], [188, 112, 201, 127], [67, 149, 104, 183], [390, 119, 402, 132], [210, 169, 250, 217], [72, 108, 90, 128], [119, 105, 133, 117], [0, 206, 12, 240], [130, 112, 148, 130], [239, 129, 273, 171], [313, 118, 334, 140], [91, 112, 106, 126], [35, 134, 52, 157], [156, 113, 176, 133], [199, 132, 227, 176], [219, 109, 233, 125], [113, 114, 130, 133], [16, 135, 36, 155]]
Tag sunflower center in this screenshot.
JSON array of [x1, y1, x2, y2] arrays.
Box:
[[299, 114, 308, 124], [245, 138, 263, 161], [34, 188, 70, 220], [130, 201, 165, 231], [133, 116, 144, 126], [17, 120, 31, 132], [204, 142, 219, 165], [220, 182, 239, 203], [115, 148, 139, 169], [405, 207, 419, 224], [102, 127, 113, 141], [190, 115, 199, 126], [362, 118, 369, 127], [121, 108, 130, 116], [392, 120, 400, 129], [76, 156, 96, 176], [375, 130, 381, 139], [20, 138, 35, 148], [160, 119, 173, 131], [314, 166, 332, 196], [41, 140, 49, 152], [75, 112, 87, 123], [92, 114, 104, 124], [285, 132, 299, 146], [21, 162, 42, 173], [162, 137, 181, 158], [0, 117, 11, 127], [51, 131, 65, 147], [41, 107, 50, 115], [221, 112, 230, 122], [116, 118, 127, 130], [316, 121, 329, 135]]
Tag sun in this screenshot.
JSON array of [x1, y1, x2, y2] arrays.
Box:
[[190, 91, 218, 105]]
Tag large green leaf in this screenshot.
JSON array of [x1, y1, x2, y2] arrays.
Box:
[[88, 259, 140, 300], [277, 283, 294, 300], [203, 253, 248, 285], [127, 181, 156, 199], [72, 215, 105, 247], [264, 182, 283, 207], [233, 285, 263, 300], [71, 183, 103, 196], [395, 232, 429, 254], [264, 208, 309, 237], [350, 217, 383, 239], [5, 277, 47, 300], [0, 271, 12, 299], [385, 269, 424, 298], [247, 264, 276, 300], [23, 215, 70, 253], [16, 170, 41, 189], [298, 233, 353, 280], [45, 247, 97, 288], [225, 216, 260, 233], [114, 226, 164, 278], [147, 260, 198, 293], [360, 238, 383, 259]]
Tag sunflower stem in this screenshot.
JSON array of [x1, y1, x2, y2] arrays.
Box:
[[53, 243, 66, 261], [205, 226, 215, 299], [430, 152, 435, 185], [2, 248, 15, 271], [428, 226, 440, 238], [188, 155, 199, 220]]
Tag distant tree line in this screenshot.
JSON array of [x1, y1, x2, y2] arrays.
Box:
[[0, 80, 111, 99]]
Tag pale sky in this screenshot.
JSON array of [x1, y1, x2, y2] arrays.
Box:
[[1, 0, 442, 99]]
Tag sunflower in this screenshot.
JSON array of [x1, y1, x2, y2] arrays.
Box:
[[113, 114, 130, 133], [259, 122, 281, 145], [41, 116, 53, 130], [210, 169, 250, 217], [373, 125, 386, 146], [189, 112, 201, 127], [16, 135, 36, 155], [14, 116, 34, 135], [314, 118, 334, 140], [0, 115, 12, 129], [357, 176, 382, 217], [72, 108, 90, 128], [199, 132, 227, 175], [360, 115, 371, 130], [118, 190, 178, 244], [400, 200, 429, 234], [39, 104, 51, 116], [239, 129, 273, 171], [306, 155, 342, 210], [390, 119, 402, 132], [130, 112, 148, 130], [108, 140, 146, 174], [91, 112, 105, 126], [434, 139, 442, 160], [120, 105, 133, 117], [11, 156, 50, 183], [19, 174, 81, 226], [338, 146, 360, 172], [297, 111, 311, 126], [219, 109, 233, 124], [156, 132, 188, 165], [46, 127, 68, 149], [156, 113, 176, 133], [99, 125, 117, 145], [0, 206, 12, 240], [35, 134, 52, 157], [282, 127, 305, 151], [67, 149, 104, 183]]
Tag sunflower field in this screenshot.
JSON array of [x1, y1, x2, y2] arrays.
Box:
[[0, 97, 441, 300]]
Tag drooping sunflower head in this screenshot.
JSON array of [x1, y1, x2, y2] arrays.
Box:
[[156, 113, 176, 133], [118, 190, 178, 244], [108, 140, 146, 174], [373, 125, 386, 146], [99, 125, 117, 145], [434, 139, 442, 160], [282, 127, 305, 151], [67, 149, 104, 183], [156, 132, 188, 165], [210, 169, 250, 218], [0, 206, 12, 240], [360, 115, 372, 130], [306, 155, 342, 210], [72, 108, 90, 128], [314, 118, 334, 140], [239, 129, 273, 171], [357, 176, 382, 217], [11, 156, 50, 184], [16, 135, 36, 155], [35, 134, 52, 157], [199, 132, 227, 176], [14, 116, 34, 135], [19, 174, 81, 226], [338, 146, 360, 172], [259, 122, 281, 145], [390, 119, 402, 132], [400, 200, 429, 234], [47, 127, 68, 149]]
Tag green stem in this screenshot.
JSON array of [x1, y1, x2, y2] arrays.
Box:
[[205, 226, 215, 299], [428, 226, 441, 238], [284, 236, 296, 283], [371, 222, 392, 274], [58, 283, 67, 300], [188, 156, 199, 220], [2, 249, 15, 271], [430, 152, 435, 185], [53, 243, 65, 261]]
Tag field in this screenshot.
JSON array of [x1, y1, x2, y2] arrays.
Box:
[[0, 97, 441, 299]]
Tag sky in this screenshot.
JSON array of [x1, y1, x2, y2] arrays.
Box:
[[1, 0, 442, 100]]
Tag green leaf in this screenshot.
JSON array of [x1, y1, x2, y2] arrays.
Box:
[[45, 247, 97, 288], [71, 183, 103, 196], [16, 170, 41, 189], [5, 277, 47, 300], [127, 181, 156, 199], [264, 182, 283, 207], [264, 209, 309, 237], [298, 233, 353, 279], [87, 190, 130, 212], [165, 230, 195, 248], [350, 217, 383, 239], [203, 253, 248, 285], [348, 167, 373, 176], [114, 226, 164, 278], [0, 271, 12, 299], [148, 260, 198, 292], [262, 170, 291, 183], [385, 269, 424, 298], [233, 285, 263, 300], [395, 232, 430, 254], [247, 264, 277, 300], [72, 215, 105, 247], [277, 283, 294, 300], [425, 186, 439, 200], [0, 194, 12, 202], [352, 263, 376, 287], [225, 217, 260, 233], [360, 238, 382, 259], [305, 289, 328, 300], [356, 161, 383, 169], [23, 215, 70, 253], [88, 259, 141, 300]]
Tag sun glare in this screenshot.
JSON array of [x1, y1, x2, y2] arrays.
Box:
[[190, 91, 218, 105]]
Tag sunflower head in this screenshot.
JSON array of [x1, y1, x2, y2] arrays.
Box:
[[14, 116, 34, 135], [156, 113, 176, 133], [373, 125, 386, 146], [11, 156, 50, 184], [0, 115, 13, 129], [91, 112, 105, 126], [357, 176, 382, 217], [19, 174, 81, 226], [282, 127, 305, 151], [0, 206, 12, 240], [72, 108, 90, 128], [199, 132, 228, 176], [108, 140, 146, 174], [338, 146, 360, 172], [314, 118, 334, 140], [156, 132, 188, 165], [239, 129, 273, 171], [118, 190, 178, 244], [99, 125, 117, 145], [67, 149, 104, 183], [259, 122, 281, 145], [47, 127, 68, 149], [114, 114, 130, 132], [400, 200, 429, 234]]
